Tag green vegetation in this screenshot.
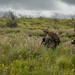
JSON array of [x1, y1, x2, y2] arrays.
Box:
[[0, 18, 75, 75]]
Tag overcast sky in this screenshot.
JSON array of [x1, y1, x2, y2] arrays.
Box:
[[0, 0, 75, 18]]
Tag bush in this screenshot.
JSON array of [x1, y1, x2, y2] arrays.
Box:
[[6, 20, 18, 27]]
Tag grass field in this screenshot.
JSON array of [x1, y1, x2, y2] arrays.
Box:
[[0, 18, 75, 75]]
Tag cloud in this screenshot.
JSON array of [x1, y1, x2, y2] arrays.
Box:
[[61, 0, 75, 5], [56, 1, 75, 15], [0, 0, 61, 17], [0, 0, 59, 10], [0, 0, 75, 18]]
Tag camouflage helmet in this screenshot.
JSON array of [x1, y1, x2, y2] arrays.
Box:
[[43, 28, 49, 33]]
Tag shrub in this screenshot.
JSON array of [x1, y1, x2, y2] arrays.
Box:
[[6, 20, 18, 27]]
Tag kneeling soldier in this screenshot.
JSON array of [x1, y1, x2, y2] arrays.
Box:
[[41, 29, 60, 48]]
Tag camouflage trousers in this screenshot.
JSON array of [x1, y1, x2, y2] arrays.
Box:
[[41, 36, 59, 48]]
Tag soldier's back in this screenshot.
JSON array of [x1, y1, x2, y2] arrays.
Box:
[[48, 32, 60, 43]]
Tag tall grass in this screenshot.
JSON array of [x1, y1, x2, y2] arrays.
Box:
[[0, 18, 75, 75]]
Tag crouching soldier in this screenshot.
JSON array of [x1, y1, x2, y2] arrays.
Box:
[[71, 39, 75, 44], [41, 29, 60, 48]]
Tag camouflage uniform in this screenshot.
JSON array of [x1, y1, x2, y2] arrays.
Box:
[[42, 29, 60, 48], [71, 39, 75, 44]]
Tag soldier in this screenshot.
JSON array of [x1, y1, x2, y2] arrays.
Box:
[[42, 29, 60, 48], [71, 39, 75, 44]]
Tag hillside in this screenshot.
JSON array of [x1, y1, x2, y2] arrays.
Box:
[[0, 18, 75, 75]]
